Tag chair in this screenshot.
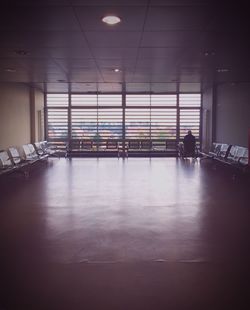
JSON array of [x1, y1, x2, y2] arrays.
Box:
[[22, 144, 40, 162], [141, 140, 152, 151], [40, 141, 60, 158], [0, 151, 15, 176]]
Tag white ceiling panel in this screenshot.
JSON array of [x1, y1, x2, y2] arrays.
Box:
[[0, 7, 79, 31], [145, 6, 212, 31], [141, 31, 202, 48], [54, 58, 97, 71], [71, 0, 148, 5], [69, 70, 103, 82], [85, 32, 141, 48], [0, 31, 87, 48], [137, 47, 182, 59], [149, 0, 210, 5], [49, 48, 93, 59], [92, 48, 138, 59], [6, 0, 71, 5], [136, 58, 177, 69], [96, 58, 137, 68]]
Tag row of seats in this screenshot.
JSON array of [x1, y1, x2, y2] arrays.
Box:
[[66, 139, 179, 157], [0, 141, 59, 178], [199, 143, 249, 174]]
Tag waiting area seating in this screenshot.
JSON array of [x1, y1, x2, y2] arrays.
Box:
[[0, 141, 57, 179], [199, 143, 249, 175], [65, 139, 180, 157]]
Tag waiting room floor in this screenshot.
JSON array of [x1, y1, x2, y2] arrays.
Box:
[[0, 158, 250, 309]]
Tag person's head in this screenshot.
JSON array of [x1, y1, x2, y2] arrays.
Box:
[[188, 130, 192, 135]]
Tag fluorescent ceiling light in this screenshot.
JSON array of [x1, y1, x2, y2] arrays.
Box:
[[102, 15, 121, 25]]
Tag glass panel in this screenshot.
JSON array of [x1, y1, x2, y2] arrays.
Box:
[[151, 95, 177, 106], [125, 108, 150, 139], [71, 94, 97, 106], [98, 95, 122, 106], [47, 109, 68, 138], [179, 109, 200, 139], [98, 109, 122, 139], [71, 109, 97, 139], [126, 95, 150, 106], [151, 109, 177, 139], [179, 94, 201, 107], [47, 94, 68, 107]]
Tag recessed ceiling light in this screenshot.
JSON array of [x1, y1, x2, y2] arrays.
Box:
[[4, 68, 16, 73], [113, 68, 121, 73], [204, 51, 215, 57], [217, 68, 229, 73], [14, 49, 29, 56], [102, 15, 121, 25]]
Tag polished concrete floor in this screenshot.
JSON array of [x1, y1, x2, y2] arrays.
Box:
[[0, 158, 250, 309]]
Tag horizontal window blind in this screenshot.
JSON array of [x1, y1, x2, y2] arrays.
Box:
[[71, 109, 97, 139], [71, 94, 97, 106], [47, 109, 68, 139], [126, 95, 150, 106], [98, 95, 122, 106], [179, 94, 201, 107], [46, 93, 201, 149], [98, 108, 123, 139], [125, 108, 150, 139], [151, 95, 177, 106], [151, 109, 177, 139], [179, 109, 200, 139], [47, 94, 68, 107]]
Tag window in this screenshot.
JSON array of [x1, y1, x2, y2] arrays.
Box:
[[46, 94, 68, 139], [45, 93, 201, 150], [179, 94, 201, 141], [125, 108, 150, 140]]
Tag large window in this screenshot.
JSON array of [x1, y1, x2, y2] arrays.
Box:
[[179, 94, 201, 140], [46, 94, 68, 140], [125, 94, 177, 140], [46, 93, 201, 148]]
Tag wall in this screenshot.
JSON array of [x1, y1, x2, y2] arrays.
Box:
[[0, 83, 31, 149], [201, 83, 214, 151], [216, 83, 250, 147]]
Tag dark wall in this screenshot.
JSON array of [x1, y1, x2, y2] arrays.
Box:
[[216, 83, 250, 147]]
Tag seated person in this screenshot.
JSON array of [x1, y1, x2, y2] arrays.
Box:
[[183, 130, 196, 157]]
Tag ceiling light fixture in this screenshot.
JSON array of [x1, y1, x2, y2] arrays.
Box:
[[217, 68, 229, 73], [14, 49, 29, 56], [4, 68, 16, 73], [204, 51, 215, 57], [113, 68, 121, 72], [102, 15, 121, 25]]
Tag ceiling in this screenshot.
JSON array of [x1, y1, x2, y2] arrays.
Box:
[[0, 0, 249, 93]]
